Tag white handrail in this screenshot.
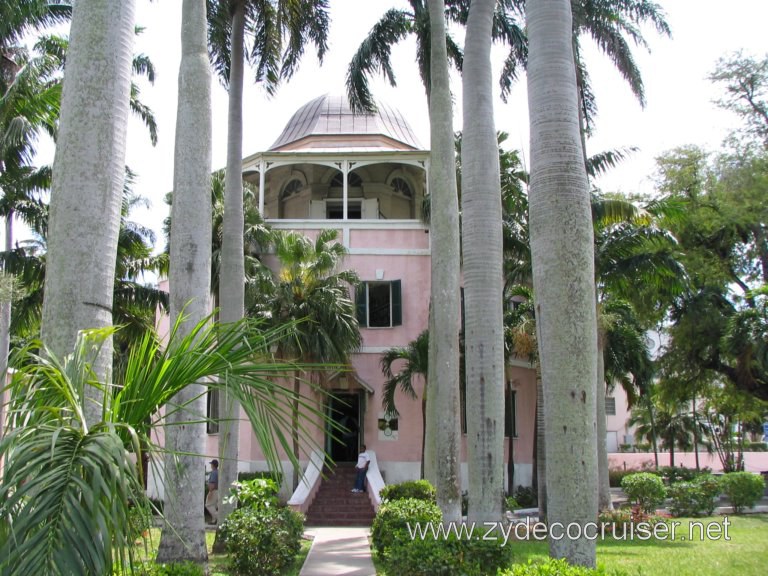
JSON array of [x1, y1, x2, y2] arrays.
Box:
[[287, 449, 325, 511], [365, 450, 385, 511]]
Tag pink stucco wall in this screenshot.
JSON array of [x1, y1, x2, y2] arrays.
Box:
[[608, 452, 768, 474]]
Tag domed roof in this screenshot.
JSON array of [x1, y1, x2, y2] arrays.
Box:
[[269, 93, 424, 152]]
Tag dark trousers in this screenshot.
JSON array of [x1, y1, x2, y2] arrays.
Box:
[[354, 468, 368, 491]]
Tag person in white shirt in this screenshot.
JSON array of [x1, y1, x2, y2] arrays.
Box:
[[351, 445, 370, 493]]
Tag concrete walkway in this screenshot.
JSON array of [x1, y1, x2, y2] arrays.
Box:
[[299, 527, 376, 576]]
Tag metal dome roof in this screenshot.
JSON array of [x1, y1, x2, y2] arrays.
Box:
[[268, 93, 424, 152]]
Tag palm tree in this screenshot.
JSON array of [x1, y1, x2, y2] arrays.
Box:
[[527, 0, 598, 566], [425, 0, 462, 523], [0, 313, 322, 575], [253, 229, 361, 491], [629, 392, 699, 468], [206, 0, 330, 523], [461, 0, 506, 524], [0, 1, 71, 50], [380, 330, 429, 478], [156, 0, 212, 564], [346, 0, 526, 111], [39, 0, 136, 426]]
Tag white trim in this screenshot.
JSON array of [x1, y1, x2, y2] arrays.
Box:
[[342, 227, 350, 247], [359, 346, 394, 354], [349, 248, 430, 256], [267, 219, 427, 230]]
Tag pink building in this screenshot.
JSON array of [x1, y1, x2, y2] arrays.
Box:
[[154, 94, 539, 504]]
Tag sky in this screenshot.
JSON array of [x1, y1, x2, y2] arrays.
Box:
[[13, 0, 768, 259]]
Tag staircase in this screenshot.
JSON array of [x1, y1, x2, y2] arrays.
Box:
[[305, 463, 376, 526]]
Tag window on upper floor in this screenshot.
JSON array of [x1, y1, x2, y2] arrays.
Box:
[[605, 396, 617, 416], [327, 200, 362, 219], [356, 280, 402, 328], [390, 176, 413, 197], [331, 172, 363, 188]]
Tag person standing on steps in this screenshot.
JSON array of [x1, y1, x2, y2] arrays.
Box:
[[205, 459, 219, 524], [351, 445, 370, 493]]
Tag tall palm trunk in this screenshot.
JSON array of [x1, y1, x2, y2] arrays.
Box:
[[218, 0, 246, 529], [646, 395, 659, 469], [535, 364, 547, 519], [527, 0, 598, 567], [157, 0, 212, 563], [292, 370, 301, 491], [462, 0, 505, 524], [692, 394, 700, 471], [426, 0, 462, 523], [596, 337, 613, 511], [0, 213, 12, 438], [40, 0, 136, 427]]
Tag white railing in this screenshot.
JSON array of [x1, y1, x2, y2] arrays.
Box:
[[287, 449, 325, 513], [365, 450, 385, 512]]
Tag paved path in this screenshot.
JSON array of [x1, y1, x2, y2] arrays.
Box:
[[299, 527, 376, 576]]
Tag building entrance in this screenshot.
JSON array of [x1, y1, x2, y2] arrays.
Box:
[[328, 392, 362, 463]]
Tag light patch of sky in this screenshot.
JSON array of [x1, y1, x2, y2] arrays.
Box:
[[8, 0, 768, 263]]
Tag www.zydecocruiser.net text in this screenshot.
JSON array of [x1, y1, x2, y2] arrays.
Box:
[[406, 517, 732, 546]]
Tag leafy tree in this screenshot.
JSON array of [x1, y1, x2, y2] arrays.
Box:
[[380, 330, 429, 478], [250, 229, 361, 491], [0, 315, 320, 576]]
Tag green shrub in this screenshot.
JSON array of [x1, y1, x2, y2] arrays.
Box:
[[745, 441, 768, 452], [514, 485, 538, 508], [608, 468, 639, 488], [500, 558, 625, 575], [658, 466, 700, 485], [621, 472, 666, 513], [383, 533, 513, 576], [667, 475, 721, 517], [720, 472, 765, 513], [371, 498, 442, 556], [222, 506, 304, 576], [237, 470, 283, 483], [228, 477, 279, 510], [380, 480, 437, 503], [127, 499, 153, 541], [115, 562, 204, 576], [505, 496, 520, 510]]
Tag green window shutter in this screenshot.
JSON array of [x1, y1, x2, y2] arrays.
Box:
[[391, 280, 402, 326], [356, 284, 368, 327]]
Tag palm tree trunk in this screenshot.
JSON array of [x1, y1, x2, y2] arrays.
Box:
[[507, 381, 515, 495], [647, 396, 660, 469], [0, 213, 12, 439], [157, 0, 212, 563], [527, 0, 598, 566], [426, 0, 462, 523], [535, 364, 547, 519], [292, 370, 301, 491], [40, 0, 136, 427], [217, 0, 246, 533], [692, 394, 700, 471], [462, 0, 505, 524], [420, 392, 427, 479], [596, 339, 613, 511]]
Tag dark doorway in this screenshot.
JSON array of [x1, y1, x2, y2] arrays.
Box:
[[328, 392, 361, 462]]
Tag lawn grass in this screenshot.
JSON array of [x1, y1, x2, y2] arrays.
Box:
[[507, 514, 768, 576]]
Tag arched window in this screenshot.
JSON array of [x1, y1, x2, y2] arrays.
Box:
[[281, 178, 303, 198], [390, 176, 413, 198]]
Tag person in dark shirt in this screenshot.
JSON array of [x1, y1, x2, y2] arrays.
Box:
[[205, 459, 219, 524]]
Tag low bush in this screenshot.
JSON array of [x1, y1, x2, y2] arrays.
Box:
[[608, 468, 636, 488], [499, 558, 626, 575], [657, 466, 701, 485], [127, 499, 153, 542], [379, 480, 437, 503], [371, 498, 442, 556], [237, 470, 283, 484], [505, 496, 520, 511], [223, 506, 304, 576], [115, 562, 204, 576], [620, 472, 666, 513], [745, 441, 768, 452], [720, 472, 765, 513], [372, 497, 511, 575], [514, 485, 538, 508], [667, 475, 721, 517], [228, 477, 279, 510]]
